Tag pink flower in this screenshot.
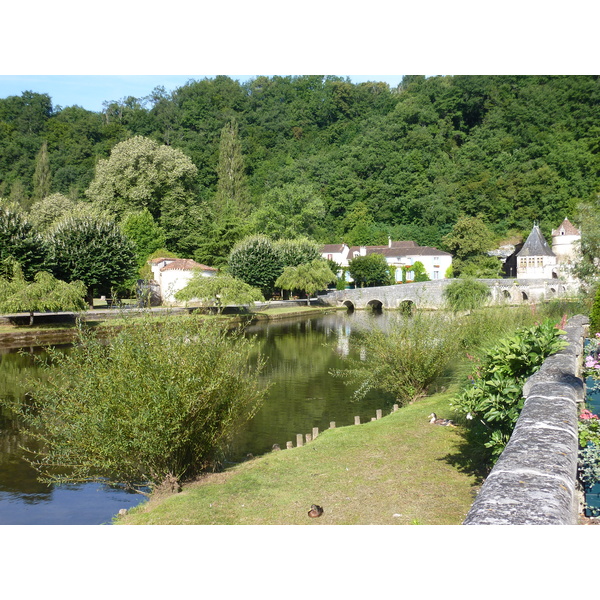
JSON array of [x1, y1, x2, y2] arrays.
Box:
[[580, 409, 599, 420]]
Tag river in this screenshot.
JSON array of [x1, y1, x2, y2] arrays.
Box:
[[0, 310, 399, 525]]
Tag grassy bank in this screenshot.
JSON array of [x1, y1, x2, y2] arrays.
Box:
[[117, 387, 479, 525]]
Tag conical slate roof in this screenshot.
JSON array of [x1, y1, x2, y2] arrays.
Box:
[[517, 225, 555, 257]]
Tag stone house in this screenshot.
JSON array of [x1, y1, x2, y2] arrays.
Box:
[[515, 224, 558, 279], [551, 218, 581, 280], [511, 219, 581, 280], [149, 258, 217, 304]]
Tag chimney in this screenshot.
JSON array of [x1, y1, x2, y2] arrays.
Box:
[[388, 236, 392, 248]]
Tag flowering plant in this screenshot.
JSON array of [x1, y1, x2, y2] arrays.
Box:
[[579, 409, 600, 447]]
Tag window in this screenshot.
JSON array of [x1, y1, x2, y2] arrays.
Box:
[[433, 271, 439, 279], [327, 254, 333, 260]]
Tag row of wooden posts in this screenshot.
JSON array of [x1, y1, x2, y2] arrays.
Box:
[[272, 404, 400, 451]]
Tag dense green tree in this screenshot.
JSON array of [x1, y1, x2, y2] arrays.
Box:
[[27, 193, 77, 233], [228, 235, 283, 298], [46, 213, 137, 305], [192, 215, 250, 268], [1, 76, 599, 256], [85, 135, 199, 233], [252, 183, 326, 240], [0, 201, 48, 278], [348, 253, 393, 287], [275, 259, 336, 304], [573, 197, 600, 287], [32, 141, 51, 205], [214, 119, 250, 217], [273, 237, 322, 267], [442, 215, 498, 277], [121, 208, 167, 270]]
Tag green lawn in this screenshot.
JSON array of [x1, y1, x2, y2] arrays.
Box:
[[118, 388, 480, 525]]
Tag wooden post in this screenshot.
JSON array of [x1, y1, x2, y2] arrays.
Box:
[[312, 427, 319, 439], [393, 404, 399, 412], [330, 421, 336, 429], [286, 441, 293, 450], [296, 434, 303, 447], [305, 433, 312, 443], [354, 416, 360, 425], [376, 409, 382, 420]]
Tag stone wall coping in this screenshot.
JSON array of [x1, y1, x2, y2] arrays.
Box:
[[463, 314, 589, 525]]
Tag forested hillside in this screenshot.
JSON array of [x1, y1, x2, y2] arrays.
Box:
[[1, 75, 599, 267]]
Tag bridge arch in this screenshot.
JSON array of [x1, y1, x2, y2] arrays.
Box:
[[342, 300, 355, 312], [398, 299, 415, 315], [521, 291, 529, 301], [366, 299, 383, 313]]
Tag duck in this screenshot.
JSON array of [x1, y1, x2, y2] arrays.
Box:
[[308, 504, 324, 518], [428, 413, 455, 426]]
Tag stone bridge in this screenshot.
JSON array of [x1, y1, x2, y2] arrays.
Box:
[[320, 278, 580, 311]]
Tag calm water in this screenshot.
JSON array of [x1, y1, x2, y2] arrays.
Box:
[[0, 311, 398, 525]]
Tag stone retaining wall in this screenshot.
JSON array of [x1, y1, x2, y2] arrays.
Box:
[[463, 314, 589, 525]]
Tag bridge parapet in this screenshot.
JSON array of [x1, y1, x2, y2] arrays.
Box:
[[321, 278, 579, 310]]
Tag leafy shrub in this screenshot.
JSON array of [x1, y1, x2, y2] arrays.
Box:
[[10, 316, 268, 492], [452, 320, 567, 465], [590, 286, 600, 336], [331, 312, 462, 405], [348, 253, 393, 287], [443, 278, 491, 312]]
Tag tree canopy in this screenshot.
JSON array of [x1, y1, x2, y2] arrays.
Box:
[[0, 263, 86, 324], [174, 272, 264, 309], [1, 75, 599, 277], [45, 213, 137, 304], [348, 253, 393, 287], [275, 259, 336, 303]]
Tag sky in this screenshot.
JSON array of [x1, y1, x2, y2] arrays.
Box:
[[0, 74, 407, 113]]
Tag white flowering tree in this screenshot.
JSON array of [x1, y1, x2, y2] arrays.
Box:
[[85, 136, 199, 250]]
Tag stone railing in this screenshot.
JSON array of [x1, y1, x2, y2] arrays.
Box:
[[463, 314, 589, 525]]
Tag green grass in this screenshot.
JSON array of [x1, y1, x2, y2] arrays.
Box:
[[118, 388, 480, 525]]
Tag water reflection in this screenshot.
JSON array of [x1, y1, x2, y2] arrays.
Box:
[[0, 311, 403, 524]]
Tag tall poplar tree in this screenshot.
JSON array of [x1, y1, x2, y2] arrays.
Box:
[[214, 119, 250, 218], [32, 141, 52, 203]]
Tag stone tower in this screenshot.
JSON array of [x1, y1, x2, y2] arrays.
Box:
[[516, 224, 557, 279]]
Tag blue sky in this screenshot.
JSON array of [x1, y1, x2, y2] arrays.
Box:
[[0, 75, 407, 113]]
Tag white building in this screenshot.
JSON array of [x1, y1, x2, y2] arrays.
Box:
[[552, 218, 581, 280], [515, 225, 558, 279], [149, 258, 217, 304], [321, 239, 452, 282]]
